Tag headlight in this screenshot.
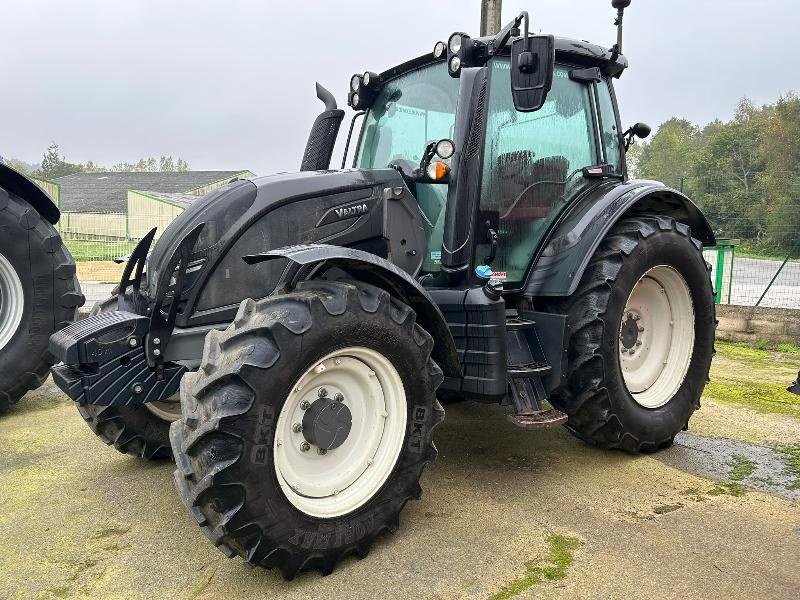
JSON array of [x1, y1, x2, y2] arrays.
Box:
[[350, 75, 361, 92], [449, 56, 461, 73], [433, 41, 446, 58], [448, 33, 462, 54], [363, 72, 371, 86], [352, 93, 360, 107]]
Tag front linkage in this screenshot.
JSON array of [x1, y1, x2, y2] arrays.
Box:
[[50, 224, 203, 407]]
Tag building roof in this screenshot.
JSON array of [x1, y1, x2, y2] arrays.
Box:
[[55, 171, 247, 212], [133, 190, 200, 209]]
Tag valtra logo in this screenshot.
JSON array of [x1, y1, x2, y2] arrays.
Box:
[[316, 197, 375, 227]]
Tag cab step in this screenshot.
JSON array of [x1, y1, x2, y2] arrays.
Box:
[[507, 409, 568, 429], [508, 362, 552, 378]]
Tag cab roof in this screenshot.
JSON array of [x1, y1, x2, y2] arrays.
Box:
[[376, 35, 627, 88]]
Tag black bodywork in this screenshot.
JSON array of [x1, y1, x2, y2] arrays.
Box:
[[49, 30, 715, 411]]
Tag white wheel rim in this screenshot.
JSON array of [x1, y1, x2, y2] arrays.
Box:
[[145, 395, 181, 421], [0, 252, 24, 352], [619, 265, 695, 409], [274, 347, 407, 518]]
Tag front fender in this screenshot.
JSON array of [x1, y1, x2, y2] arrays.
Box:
[[245, 244, 461, 378], [0, 163, 59, 224], [524, 179, 715, 297]]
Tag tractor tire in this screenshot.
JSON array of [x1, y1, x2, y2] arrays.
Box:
[[547, 215, 716, 453], [0, 187, 83, 413], [171, 280, 444, 579], [75, 293, 181, 460]]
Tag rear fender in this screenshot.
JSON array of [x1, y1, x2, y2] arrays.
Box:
[[245, 244, 461, 377], [524, 180, 716, 297], [0, 163, 59, 224]]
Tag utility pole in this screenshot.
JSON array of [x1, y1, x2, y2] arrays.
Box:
[[480, 0, 502, 36]]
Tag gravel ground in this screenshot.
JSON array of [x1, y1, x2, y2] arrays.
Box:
[[1, 373, 798, 600]]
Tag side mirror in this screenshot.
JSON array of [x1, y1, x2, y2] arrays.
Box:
[[631, 122, 651, 139], [623, 122, 651, 150], [510, 34, 555, 112]]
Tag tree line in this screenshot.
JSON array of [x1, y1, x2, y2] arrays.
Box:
[[629, 93, 800, 254], [2, 143, 190, 179]]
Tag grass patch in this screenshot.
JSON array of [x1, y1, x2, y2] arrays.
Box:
[[703, 379, 800, 420], [65, 240, 137, 262], [728, 455, 756, 481], [489, 534, 582, 600], [708, 481, 746, 497], [777, 343, 800, 354], [774, 445, 800, 490], [653, 503, 682, 515], [708, 455, 756, 497]]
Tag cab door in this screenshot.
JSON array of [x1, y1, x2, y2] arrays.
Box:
[[476, 60, 602, 285]]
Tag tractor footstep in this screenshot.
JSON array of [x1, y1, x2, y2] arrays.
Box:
[[507, 409, 568, 430]]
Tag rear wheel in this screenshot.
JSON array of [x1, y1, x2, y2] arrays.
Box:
[[548, 215, 716, 452], [0, 187, 83, 413], [170, 280, 443, 579], [76, 294, 180, 460]]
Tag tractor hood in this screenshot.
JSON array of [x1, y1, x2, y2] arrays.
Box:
[[147, 168, 407, 327]]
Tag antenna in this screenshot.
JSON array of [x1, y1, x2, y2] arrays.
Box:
[[610, 0, 631, 62]]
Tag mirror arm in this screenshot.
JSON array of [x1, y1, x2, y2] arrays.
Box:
[[489, 11, 530, 56]]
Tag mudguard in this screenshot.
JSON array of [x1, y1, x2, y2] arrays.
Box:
[[524, 179, 716, 297], [245, 244, 461, 378], [0, 163, 59, 224]]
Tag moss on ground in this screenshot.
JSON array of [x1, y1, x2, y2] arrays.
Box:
[[773, 445, 800, 489], [489, 534, 582, 600], [708, 455, 757, 497], [703, 379, 800, 420], [728, 455, 756, 481]]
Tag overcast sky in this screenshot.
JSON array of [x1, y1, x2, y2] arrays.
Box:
[[1, 0, 796, 174]]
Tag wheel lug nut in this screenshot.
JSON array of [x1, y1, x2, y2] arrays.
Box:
[[300, 442, 310, 452], [317, 387, 328, 398], [300, 400, 311, 410], [638, 326, 644, 332], [635, 341, 642, 347], [317, 448, 327, 455], [292, 422, 302, 433], [334, 393, 344, 402]]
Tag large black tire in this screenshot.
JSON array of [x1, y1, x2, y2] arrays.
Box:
[[171, 280, 444, 579], [546, 215, 716, 453], [75, 293, 178, 460], [0, 187, 83, 412]]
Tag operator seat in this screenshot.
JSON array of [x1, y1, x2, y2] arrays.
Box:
[[498, 155, 569, 222]]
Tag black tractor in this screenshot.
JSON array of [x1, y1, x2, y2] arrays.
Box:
[[0, 162, 83, 413], [51, 2, 716, 579]]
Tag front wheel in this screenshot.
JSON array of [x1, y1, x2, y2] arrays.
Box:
[[548, 215, 716, 452], [170, 280, 444, 579]]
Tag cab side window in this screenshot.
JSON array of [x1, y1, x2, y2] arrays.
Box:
[[596, 80, 622, 173], [479, 61, 598, 283]]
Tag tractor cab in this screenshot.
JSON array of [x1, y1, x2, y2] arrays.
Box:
[[346, 29, 629, 286]]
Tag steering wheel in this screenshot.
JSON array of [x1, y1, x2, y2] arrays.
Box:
[[388, 157, 419, 177]]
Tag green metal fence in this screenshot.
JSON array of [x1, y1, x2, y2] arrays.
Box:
[[673, 174, 800, 309]]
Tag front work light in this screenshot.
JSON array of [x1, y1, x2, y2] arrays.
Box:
[[347, 70, 378, 109], [448, 33, 462, 54], [433, 41, 446, 58], [446, 32, 474, 78]]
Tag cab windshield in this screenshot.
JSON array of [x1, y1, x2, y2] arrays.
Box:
[[356, 62, 458, 272]]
